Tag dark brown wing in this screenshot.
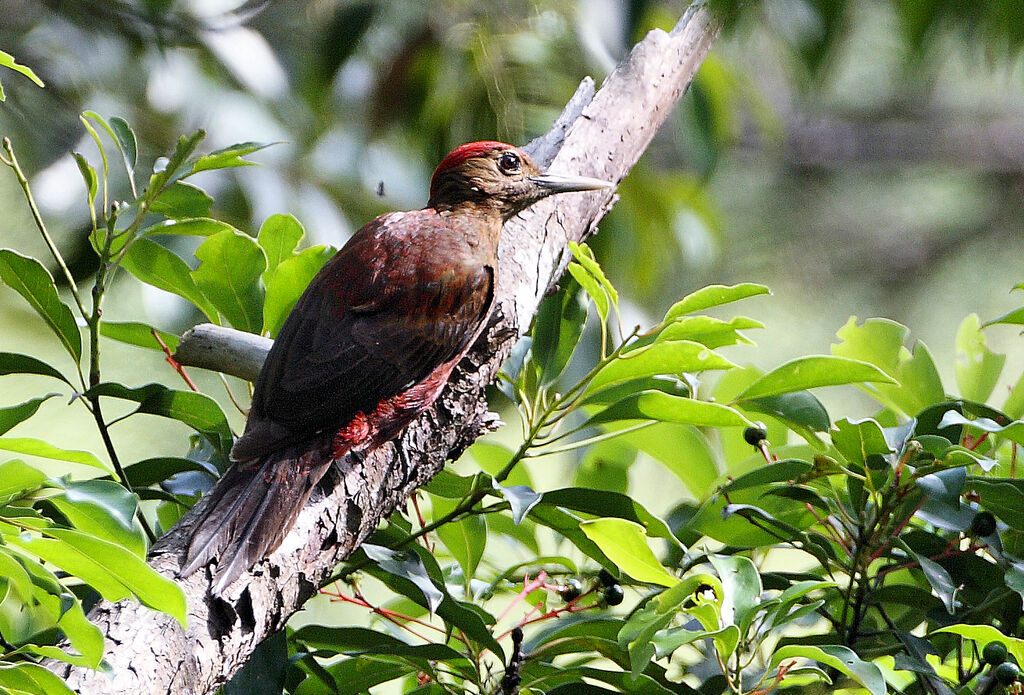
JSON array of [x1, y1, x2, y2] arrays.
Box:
[[231, 210, 493, 460]]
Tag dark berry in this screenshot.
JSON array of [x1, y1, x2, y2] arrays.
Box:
[[597, 569, 617, 587], [994, 661, 1019, 685], [971, 511, 998, 537], [603, 584, 624, 606], [562, 579, 582, 602], [984, 641, 1008, 666], [743, 424, 767, 447]]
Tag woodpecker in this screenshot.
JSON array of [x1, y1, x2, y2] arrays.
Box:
[[181, 141, 610, 591]]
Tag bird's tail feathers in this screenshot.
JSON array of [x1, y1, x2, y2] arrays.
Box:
[[180, 447, 332, 593]]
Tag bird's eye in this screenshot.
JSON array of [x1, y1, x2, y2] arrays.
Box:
[[497, 151, 522, 174]]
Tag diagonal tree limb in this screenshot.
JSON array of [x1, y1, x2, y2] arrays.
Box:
[[53, 4, 720, 693]]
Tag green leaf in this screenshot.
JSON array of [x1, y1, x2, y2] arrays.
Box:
[[99, 321, 179, 352], [0, 250, 82, 364], [541, 488, 679, 543], [86, 382, 233, 459], [0, 438, 110, 473], [109, 116, 138, 173], [568, 242, 618, 311], [149, 180, 213, 218], [955, 314, 1005, 404], [740, 391, 830, 433], [0, 49, 45, 89], [11, 529, 186, 625], [0, 394, 58, 435], [0, 352, 72, 385], [147, 131, 205, 195], [49, 479, 146, 557], [736, 355, 895, 400], [663, 283, 770, 322], [770, 644, 885, 695], [936, 624, 1024, 667], [121, 238, 219, 322], [72, 152, 98, 205], [580, 518, 678, 587], [655, 315, 763, 349], [532, 280, 588, 385], [906, 546, 957, 613], [257, 213, 305, 278], [832, 418, 893, 467], [295, 657, 406, 695], [709, 554, 762, 633], [984, 305, 1024, 328], [188, 141, 275, 175], [0, 663, 75, 695], [140, 217, 237, 238], [584, 390, 752, 429], [362, 544, 443, 613], [831, 317, 944, 416], [123, 456, 212, 488], [292, 625, 472, 672], [493, 481, 541, 525], [262, 246, 333, 337], [587, 341, 736, 395], [0, 459, 46, 503], [434, 511, 486, 583], [567, 262, 608, 324], [192, 230, 266, 333]]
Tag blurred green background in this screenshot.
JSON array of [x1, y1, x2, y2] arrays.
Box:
[[1, 0, 1023, 475]]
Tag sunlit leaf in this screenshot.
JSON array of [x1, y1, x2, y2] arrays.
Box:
[[0, 459, 46, 503], [99, 320, 179, 352], [586, 340, 735, 395], [140, 217, 237, 237], [0, 352, 71, 385], [936, 624, 1024, 666], [584, 390, 752, 429], [0, 250, 82, 364], [955, 314, 1005, 404], [121, 238, 219, 322], [770, 644, 885, 695], [736, 355, 894, 400], [580, 518, 678, 587], [188, 141, 275, 175], [150, 180, 213, 218], [257, 213, 305, 278], [0, 438, 110, 473], [263, 246, 333, 337], [192, 230, 266, 333], [663, 283, 769, 322], [0, 394, 58, 436], [49, 479, 146, 557], [362, 544, 443, 613]]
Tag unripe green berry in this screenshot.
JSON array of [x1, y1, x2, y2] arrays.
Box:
[[743, 424, 767, 447], [994, 661, 1019, 685], [983, 641, 1008, 666]]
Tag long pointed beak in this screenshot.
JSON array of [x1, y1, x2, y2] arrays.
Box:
[[529, 173, 613, 194]]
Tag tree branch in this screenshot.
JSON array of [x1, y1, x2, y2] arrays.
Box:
[[53, 4, 721, 693]]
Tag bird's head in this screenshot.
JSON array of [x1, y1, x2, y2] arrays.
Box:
[[428, 141, 611, 219]]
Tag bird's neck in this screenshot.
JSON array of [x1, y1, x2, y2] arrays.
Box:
[[431, 202, 505, 251]]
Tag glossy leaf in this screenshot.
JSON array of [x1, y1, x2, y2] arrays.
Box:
[[48, 479, 146, 557], [587, 340, 735, 395], [709, 554, 761, 633], [192, 230, 266, 333], [770, 644, 885, 695], [532, 280, 588, 384], [569, 241, 618, 309], [362, 544, 443, 613], [109, 116, 137, 173], [0, 352, 71, 385], [736, 355, 894, 400], [434, 510, 486, 583], [585, 390, 752, 429], [567, 262, 608, 324], [541, 487, 678, 543], [580, 518, 677, 587], [9, 529, 186, 625], [86, 382, 233, 458], [0, 662, 75, 695], [123, 457, 213, 488], [655, 315, 763, 348], [140, 217, 237, 238], [740, 391, 830, 432], [99, 321, 179, 352], [936, 624, 1024, 666], [955, 314, 1005, 403], [121, 238, 219, 322], [663, 282, 769, 322], [188, 141, 275, 175], [149, 180, 213, 218], [0, 250, 81, 364], [0, 49, 45, 89], [263, 245, 333, 337], [0, 459, 46, 502], [0, 438, 110, 473], [493, 481, 542, 524], [72, 152, 98, 204], [258, 213, 305, 278], [0, 394, 57, 435], [832, 417, 893, 466]]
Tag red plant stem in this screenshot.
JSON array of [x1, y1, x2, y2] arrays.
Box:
[[152, 329, 198, 391]]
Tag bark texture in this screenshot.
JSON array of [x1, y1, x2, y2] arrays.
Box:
[[54, 5, 720, 693]]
